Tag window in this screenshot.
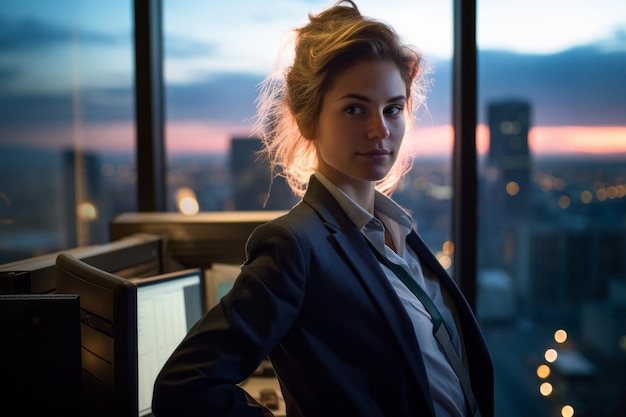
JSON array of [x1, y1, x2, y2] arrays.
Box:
[[162, 0, 454, 257], [6, 2, 624, 413], [476, 1, 626, 415], [0, 1, 135, 263]]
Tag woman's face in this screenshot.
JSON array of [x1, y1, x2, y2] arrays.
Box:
[[313, 60, 407, 190]]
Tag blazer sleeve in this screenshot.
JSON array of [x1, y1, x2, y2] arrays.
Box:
[[152, 221, 308, 417]]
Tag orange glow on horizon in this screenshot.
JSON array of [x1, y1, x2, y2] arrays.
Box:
[[3, 122, 626, 157], [166, 122, 250, 154], [409, 124, 626, 157], [529, 125, 626, 155]]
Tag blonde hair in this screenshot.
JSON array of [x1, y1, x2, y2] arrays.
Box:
[[254, 0, 428, 197]]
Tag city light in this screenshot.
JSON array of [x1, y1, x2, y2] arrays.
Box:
[[539, 382, 553, 396], [536, 364, 551, 379], [580, 190, 592, 204], [442, 240, 455, 255], [176, 187, 200, 216], [413, 176, 428, 190], [499, 120, 522, 135], [77, 202, 98, 221], [505, 181, 520, 196], [561, 404, 575, 417], [607, 186, 618, 199], [435, 253, 452, 270], [619, 335, 626, 351], [539, 176, 553, 192], [545, 348, 558, 363], [558, 195, 571, 209], [554, 329, 568, 344]]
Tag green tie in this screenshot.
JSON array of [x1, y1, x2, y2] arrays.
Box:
[[368, 242, 482, 417]]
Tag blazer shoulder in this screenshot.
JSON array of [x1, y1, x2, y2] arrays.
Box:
[[267, 201, 328, 237]]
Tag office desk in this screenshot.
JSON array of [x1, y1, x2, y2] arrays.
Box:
[[240, 375, 286, 417]]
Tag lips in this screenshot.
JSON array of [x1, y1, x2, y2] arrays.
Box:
[[356, 150, 392, 162], [358, 149, 391, 156], [359, 149, 391, 155]]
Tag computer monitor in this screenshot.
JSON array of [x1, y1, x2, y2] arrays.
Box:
[[55, 253, 204, 417], [109, 211, 286, 269], [56, 252, 138, 417], [205, 262, 241, 309], [130, 269, 204, 416]]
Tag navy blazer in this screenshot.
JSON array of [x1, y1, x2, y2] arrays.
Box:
[[153, 176, 493, 417]]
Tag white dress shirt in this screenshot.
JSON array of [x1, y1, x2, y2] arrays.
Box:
[[314, 171, 467, 417]]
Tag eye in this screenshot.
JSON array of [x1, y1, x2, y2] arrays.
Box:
[[385, 104, 404, 116], [345, 105, 364, 116]]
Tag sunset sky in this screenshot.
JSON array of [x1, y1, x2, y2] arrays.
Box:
[[0, 0, 625, 157]]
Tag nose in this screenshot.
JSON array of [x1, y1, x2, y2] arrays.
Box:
[[367, 112, 390, 141]]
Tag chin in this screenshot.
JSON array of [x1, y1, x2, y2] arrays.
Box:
[[363, 172, 390, 182]]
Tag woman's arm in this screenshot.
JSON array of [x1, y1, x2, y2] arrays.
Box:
[[152, 221, 307, 417]]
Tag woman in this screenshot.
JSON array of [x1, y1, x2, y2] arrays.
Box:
[[152, 2, 493, 416]]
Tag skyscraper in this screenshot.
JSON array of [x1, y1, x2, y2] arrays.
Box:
[[479, 99, 532, 272], [229, 137, 297, 210], [486, 99, 532, 217]]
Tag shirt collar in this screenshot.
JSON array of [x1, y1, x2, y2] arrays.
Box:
[[313, 171, 414, 254]]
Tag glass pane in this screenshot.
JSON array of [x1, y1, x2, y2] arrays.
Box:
[[0, 1, 136, 264], [476, 1, 626, 416], [163, 0, 454, 256]]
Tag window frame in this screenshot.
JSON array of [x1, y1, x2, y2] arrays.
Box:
[[133, 0, 479, 308]]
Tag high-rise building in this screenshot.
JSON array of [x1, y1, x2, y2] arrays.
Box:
[[486, 99, 532, 217], [479, 99, 532, 272], [528, 227, 626, 314], [229, 137, 297, 210]]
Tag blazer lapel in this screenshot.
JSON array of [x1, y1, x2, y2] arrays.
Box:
[[407, 231, 478, 329], [406, 230, 493, 396], [302, 177, 435, 410]]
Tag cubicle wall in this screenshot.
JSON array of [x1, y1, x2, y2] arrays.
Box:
[[0, 233, 165, 295]]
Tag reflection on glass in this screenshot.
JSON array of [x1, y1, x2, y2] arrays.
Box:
[[0, 1, 136, 263], [477, 1, 626, 416]]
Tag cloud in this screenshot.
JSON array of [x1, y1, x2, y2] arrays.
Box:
[[166, 72, 262, 123], [0, 34, 624, 130], [165, 35, 218, 59], [0, 17, 125, 51], [423, 35, 626, 127], [0, 88, 134, 127], [477, 45, 626, 126]]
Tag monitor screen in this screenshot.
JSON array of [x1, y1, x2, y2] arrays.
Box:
[[204, 263, 241, 309], [131, 269, 204, 417], [56, 252, 204, 417]]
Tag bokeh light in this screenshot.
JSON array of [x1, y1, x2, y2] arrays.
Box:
[[561, 404, 574, 417], [77, 202, 97, 221], [540, 382, 553, 396], [536, 364, 551, 379], [545, 348, 558, 363], [554, 329, 568, 344], [176, 187, 200, 215]]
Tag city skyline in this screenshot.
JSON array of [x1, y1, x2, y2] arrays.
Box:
[[1, 1, 625, 157], [3, 121, 626, 158]]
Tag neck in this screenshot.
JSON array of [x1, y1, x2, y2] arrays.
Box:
[[340, 182, 376, 214]]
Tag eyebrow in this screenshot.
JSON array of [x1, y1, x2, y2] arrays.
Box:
[[338, 93, 406, 102]]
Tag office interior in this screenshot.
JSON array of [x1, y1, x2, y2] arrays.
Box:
[[1, 1, 625, 416]]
